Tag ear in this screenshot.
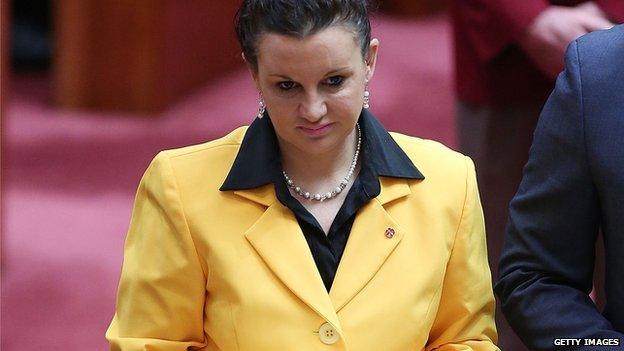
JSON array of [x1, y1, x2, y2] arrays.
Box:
[[365, 38, 379, 82], [242, 52, 261, 90]]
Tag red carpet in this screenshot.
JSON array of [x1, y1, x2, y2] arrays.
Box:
[[2, 15, 454, 350]]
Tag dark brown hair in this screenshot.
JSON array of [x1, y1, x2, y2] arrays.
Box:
[[235, 0, 373, 70]]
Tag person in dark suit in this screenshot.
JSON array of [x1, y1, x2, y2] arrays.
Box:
[[452, 2, 623, 349], [496, 25, 624, 350]]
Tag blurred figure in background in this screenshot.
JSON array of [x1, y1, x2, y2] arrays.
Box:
[[10, 0, 52, 71], [451, 1, 623, 350]]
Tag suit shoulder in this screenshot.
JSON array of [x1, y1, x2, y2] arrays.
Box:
[[390, 132, 469, 165], [147, 126, 247, 187], [389, 132, 473, 180], [577, 24, 624, 53], [575, 25, 624, 71], [161, 126, 247, 160]]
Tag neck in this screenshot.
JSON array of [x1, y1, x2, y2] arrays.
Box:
[[279, 127, 359, 191]]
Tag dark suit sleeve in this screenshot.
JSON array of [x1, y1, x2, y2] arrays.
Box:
[[495, 40, 624, 350]]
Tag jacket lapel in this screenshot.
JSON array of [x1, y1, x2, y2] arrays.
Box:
[[234, 177, 414, 324], [329, 177, 412, 311], [240, 188, 342, 331]]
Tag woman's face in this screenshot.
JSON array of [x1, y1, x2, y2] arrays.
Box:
[[251, 25, 378, 156]]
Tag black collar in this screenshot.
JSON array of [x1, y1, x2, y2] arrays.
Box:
[[220, 109, 424, 191]]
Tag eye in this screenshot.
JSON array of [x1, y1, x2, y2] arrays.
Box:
[[325, 76, 344, 87], [277, 81, 297, 90]]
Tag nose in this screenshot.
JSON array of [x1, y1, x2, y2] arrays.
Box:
[[299, 92, 327, 122]]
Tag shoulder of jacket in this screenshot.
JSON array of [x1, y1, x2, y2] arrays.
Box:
[[144, 126, 248, 189], [575, 25, 624, 69], [389, 131, 469, 169], [577, 24, 624, 52], [389, 133, 475, 219], [158, 126, 248, 161]]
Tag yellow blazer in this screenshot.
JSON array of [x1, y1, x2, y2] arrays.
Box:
[[106, 126, 498, 351]]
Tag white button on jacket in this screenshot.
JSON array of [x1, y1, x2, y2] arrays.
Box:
[[319, 322, 340, 345]]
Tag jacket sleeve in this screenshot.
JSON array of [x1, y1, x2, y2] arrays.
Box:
[[456, 0, 549, 63], [425, 157, 499, 351], [495, 40, 624, 350], [106, 152, 208, 350]]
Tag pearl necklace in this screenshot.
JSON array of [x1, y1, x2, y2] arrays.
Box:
[[283, 123, 361, 202]]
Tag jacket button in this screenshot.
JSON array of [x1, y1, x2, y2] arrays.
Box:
[[385, 227, 395, 238], [318, 322, 339, 345]]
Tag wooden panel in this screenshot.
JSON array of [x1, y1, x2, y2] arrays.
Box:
[[85, 1, 164, 111], [54, 0, 243, 113], [54, 0, 166, 113], [54, 0, 93, 108], [379, 0, 448, 17], [163, 1, 242, 104]]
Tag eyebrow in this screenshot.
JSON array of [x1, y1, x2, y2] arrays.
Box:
[[268, 66, 351, 80]]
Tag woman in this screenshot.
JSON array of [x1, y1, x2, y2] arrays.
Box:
[[106, 1, 498, 350]]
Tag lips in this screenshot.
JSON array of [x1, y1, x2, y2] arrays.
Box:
[[297, 123, 333, 137]]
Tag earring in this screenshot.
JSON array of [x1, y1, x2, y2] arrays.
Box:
[[363, 85, 370, 109], [257, 93, 266, 119]]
